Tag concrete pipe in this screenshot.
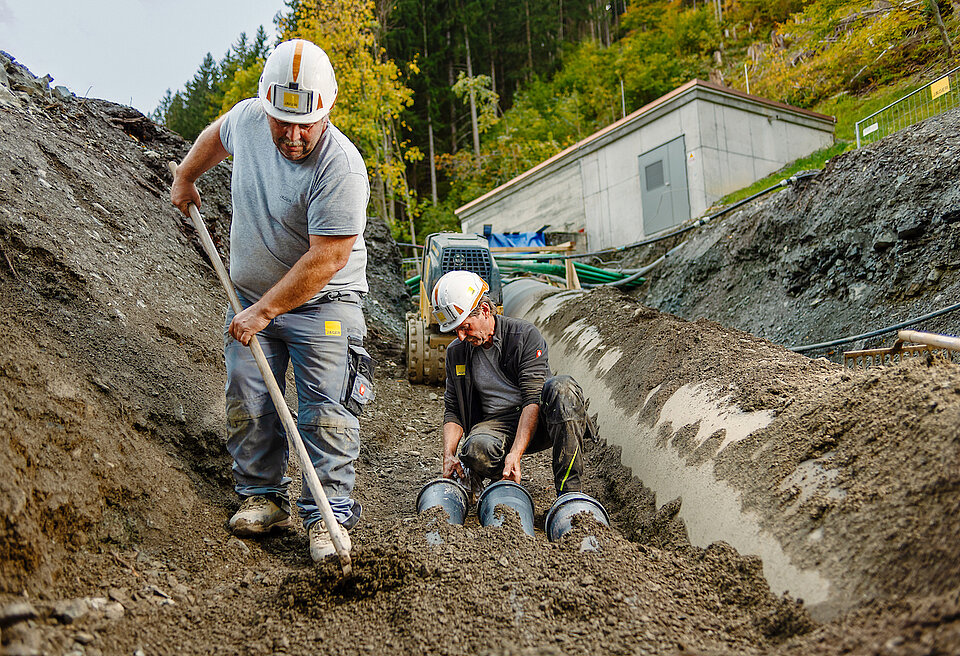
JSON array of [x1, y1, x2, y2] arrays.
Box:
[[502, 280, 960, 621]]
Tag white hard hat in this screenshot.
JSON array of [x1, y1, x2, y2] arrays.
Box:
[[258, 39, 338, 124], [431, 271, 489, 333]]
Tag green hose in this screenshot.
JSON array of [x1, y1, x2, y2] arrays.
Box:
[[405, 258, 645, 294], [496, 258, 645, 288]]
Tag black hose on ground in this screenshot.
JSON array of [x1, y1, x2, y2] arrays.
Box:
[[603, 242, 687, 287], [789, 302, 960, 353]]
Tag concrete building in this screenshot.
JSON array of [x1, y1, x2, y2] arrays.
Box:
[[456, 79, 835, 250]]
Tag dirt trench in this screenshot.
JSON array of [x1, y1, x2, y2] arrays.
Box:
[[2, 50, 960, 656], [507, 281, 960, 619]]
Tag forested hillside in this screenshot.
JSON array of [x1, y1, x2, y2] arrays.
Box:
[[155, 0, 960, 244]]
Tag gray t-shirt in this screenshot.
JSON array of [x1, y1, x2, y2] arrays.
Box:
[[220, 98, 369, 302], [471, 343, 523, 417]]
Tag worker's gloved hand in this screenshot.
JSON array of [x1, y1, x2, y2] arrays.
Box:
[[443, 454, 464, 480], [502, 452, 522, 483]]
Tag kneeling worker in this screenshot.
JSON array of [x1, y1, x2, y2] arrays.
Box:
[[434, 271, 595, 496]]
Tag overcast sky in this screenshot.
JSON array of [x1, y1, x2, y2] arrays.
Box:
[[0, 0, 288, 116]]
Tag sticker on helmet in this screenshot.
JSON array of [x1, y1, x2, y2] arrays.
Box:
[[271, 83, 313, 114], [282, 91, 301, 109]]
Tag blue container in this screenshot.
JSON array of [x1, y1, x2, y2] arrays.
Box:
[[416, 478, 469, 525], [477, 480, 535, 536], [544, 492, 610, 542]]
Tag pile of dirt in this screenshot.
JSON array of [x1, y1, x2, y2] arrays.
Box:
[[2, 50, 960, 656], [628, 107, 960, 356]]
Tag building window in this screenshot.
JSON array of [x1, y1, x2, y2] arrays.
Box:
[[645, 160, 665, 191]]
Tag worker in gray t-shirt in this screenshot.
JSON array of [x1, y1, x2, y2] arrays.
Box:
[[171, 39, 371, 563]]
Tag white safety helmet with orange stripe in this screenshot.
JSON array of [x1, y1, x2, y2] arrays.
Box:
[[431, 271, 490, 333], [258, 39, 338, 124]]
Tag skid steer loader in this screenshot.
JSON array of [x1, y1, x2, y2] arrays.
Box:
[[406, 232, 502, 384]]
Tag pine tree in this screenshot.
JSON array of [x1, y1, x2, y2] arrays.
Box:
[[216, 27, 272, 114], [160, 53, 219, 141]]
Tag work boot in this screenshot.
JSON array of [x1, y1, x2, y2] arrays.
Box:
[[229, 495, 293, 537], [308, 501, 362, 562], [309, 520, 353, 562]]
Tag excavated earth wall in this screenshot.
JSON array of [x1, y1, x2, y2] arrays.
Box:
[[0, 50, 408, 592]]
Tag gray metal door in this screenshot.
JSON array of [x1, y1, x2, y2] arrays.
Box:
[[639, 135, 690, 235]]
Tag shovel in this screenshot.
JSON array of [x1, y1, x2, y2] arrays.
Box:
[[168, 161, 352, 577]]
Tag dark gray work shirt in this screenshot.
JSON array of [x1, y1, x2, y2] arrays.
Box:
[[471, 341, 523, 418], [443, 315, 550, 434]]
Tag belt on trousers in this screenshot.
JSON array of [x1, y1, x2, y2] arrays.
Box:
[[316, 290, 364, 305], [292, 291, 364, 312]]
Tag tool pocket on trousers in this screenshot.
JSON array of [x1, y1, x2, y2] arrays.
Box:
[[343, 338, 376, 416]]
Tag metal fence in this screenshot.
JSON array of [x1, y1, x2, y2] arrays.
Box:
[[855, 66, 960, 148]]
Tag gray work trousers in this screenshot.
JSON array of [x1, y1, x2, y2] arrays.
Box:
[[459, 375, 590, 495], [224, 294, 365, 529]]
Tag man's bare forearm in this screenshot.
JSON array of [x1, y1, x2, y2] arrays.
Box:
[[509, 404, 539, 458], [171, 116, 229, 214], [255, 235, 356, 320], [443, 421, 464, 457], [178, 117, 229, 182], [442, 421, 465, 478], [227, 233, 357, 345]]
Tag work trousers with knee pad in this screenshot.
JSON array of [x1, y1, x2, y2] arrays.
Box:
[[459, 375, 590, 495], [224, 293, 365, 529]]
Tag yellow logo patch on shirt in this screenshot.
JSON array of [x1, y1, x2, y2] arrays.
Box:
[[325, 321, 342, 336], [456, 364, 466, 376]]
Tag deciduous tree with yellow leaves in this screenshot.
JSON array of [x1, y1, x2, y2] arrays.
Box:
[[279, 0, 423, 240]]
